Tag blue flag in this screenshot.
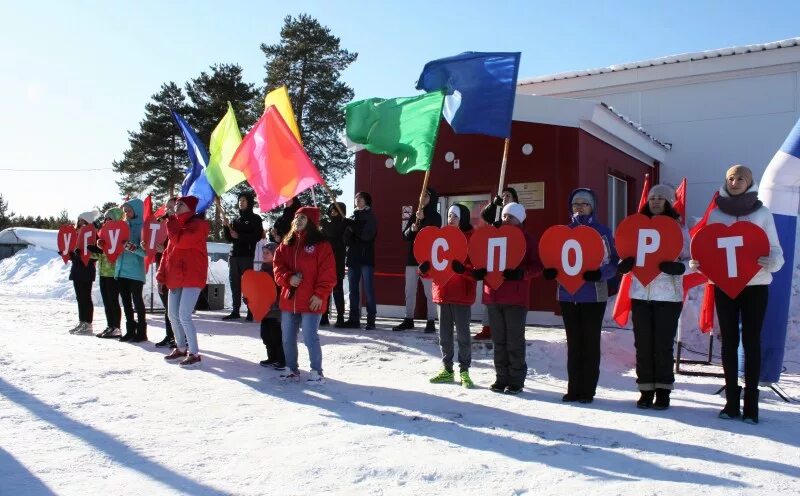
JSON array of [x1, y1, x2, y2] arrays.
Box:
[[171, 110, 215, 214], [416, 52, 521, 139]]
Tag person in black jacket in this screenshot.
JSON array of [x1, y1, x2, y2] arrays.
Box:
[[340, 192, 378, 330], [320, 201, 347, 327], [258, 242, 285, 369], [61, 210, 102, 335], [222, 192, 264, 320], [394, 187, 441, 333], [269, 197, 302, 243]]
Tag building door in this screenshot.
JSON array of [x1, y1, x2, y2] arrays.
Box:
[[439, 193, 492, 320]]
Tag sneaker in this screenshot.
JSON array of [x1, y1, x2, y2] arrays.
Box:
[[97, 327, 121, 338], [473, 326, 492, 340], [429, 369, 455, 384], [562, 393, 579, 402], [179, 353, 202, 367], [164, 349, 188, 361], [69, 322, 88, 334], [67, 322, 83, 333], [490, 382, 508, 393], [460, 370, 474, 389], [272, 362, 287, 371], [637, 391, 655, 409], [307, 370, 325, 384], [259, 358, 278, 368], [280, 370, 301, 381], [221, 312, 241, 321], [392, 318, 414, 331], [155, 336, 175, 348], [96, 326, 112, 337], [424, 320, 436, 334], [73, 323, 94, 335], [504, 385, 523, 395]]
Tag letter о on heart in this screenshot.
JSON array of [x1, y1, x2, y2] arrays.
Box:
[[615, 214, 683, 286], [412, 226, 468, 285], [538, 225, 604, 294]]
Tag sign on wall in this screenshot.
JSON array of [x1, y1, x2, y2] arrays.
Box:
[[508, 181, 545, 210]]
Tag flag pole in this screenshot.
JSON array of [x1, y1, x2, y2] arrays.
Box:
[[415, 168, 432, 228], [318, 180, 346, 218], [215, 196, 229, 224], [494, 138, 511, 223]]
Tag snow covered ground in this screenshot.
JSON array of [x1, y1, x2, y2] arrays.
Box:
[[1, 249, 799, 495]]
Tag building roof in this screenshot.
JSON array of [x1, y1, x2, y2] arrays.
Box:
[[519, 37, 800, 85]]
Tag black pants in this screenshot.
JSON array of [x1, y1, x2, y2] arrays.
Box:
[[631, 299, 682, 390], [260, 318, 285, 364], [158, 287, 173, 339], [715, 285, 768, 390], [560, 301, 607, 398], [118, 278, 146, 329], [73, 280, 94, 323], [325, 276, 345, 320], [99, 277, 120, 328], [229, 256, 254, 313], [487, 304, 528, 388]]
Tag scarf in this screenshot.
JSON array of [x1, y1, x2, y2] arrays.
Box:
[[715, 191, 762, 217]]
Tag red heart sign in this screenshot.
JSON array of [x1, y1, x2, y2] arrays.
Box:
[[691, 222, 769, 298], [241, 270, 278, 321], [468, 225, 527, 289], [77, 225, 97, 266], [57, 224, 77, 264], [143, 219, 169, 258], [615, 214, 683, 286], [98, 220, 130, 264], [412, 226, 469, 285], [538, 225, 604, 294]]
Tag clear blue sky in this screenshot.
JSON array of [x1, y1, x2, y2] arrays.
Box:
[[2, 0, 799, 218]]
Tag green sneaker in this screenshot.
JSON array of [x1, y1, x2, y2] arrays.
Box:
[[429, 369, 455, 384], [460, 371, 474, 389]]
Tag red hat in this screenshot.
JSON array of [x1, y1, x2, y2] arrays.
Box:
[[178, 196, 199, 213], [295, 206, 320, 226]]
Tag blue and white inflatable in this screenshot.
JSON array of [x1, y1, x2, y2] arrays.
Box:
[[759, 118, 800, 384]]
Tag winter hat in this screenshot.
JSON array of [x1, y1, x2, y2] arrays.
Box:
[[104, 207, 123, 221], [263, 242, 278, 253], [502, 202, 526, 223], [571, 190, 595, 209], [448, 204, 461, 220], [177, 196, 199, 213], [725, 164, 754, 188], [647, 184, 676, 203], [78, 210, 101, 224], [295, 206, 321, 226], [327, 201, 347, 217], [355, 191, 372, 207]]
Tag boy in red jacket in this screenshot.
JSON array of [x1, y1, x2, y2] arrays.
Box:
[[422, 204, 477, 388]]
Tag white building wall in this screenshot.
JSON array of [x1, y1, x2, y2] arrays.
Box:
[[518, 47, 800, 222]]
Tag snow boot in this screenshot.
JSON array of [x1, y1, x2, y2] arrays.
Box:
[[719, 385, 741, 419], [132, 322, 148, 343], [653, 389, 671, 410], [338, 317, 361, 329], [742, 387, 759, 424], [473, 326, 492, 340], [119, 321, 137, 342], [429, 368, 455, 384], [335, 315, 345, 328], [490, 382, 508, 393], [562, 393, 580, 403], [424, 320, 436, 334], [392, 318, 414, 331], [637, 390, 655, 409], [504, 385, 523, 395]]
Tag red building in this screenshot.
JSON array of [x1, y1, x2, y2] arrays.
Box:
[[354, 94, 670, 324]]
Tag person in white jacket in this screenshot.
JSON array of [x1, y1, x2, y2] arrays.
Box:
[[618, 184, 689, 411], [690, 165, 784, 424]]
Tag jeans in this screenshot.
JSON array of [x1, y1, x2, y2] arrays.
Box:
[[347, 264, 376, 322], [282, 312, 323, 373], [168, 287, 202, 354]]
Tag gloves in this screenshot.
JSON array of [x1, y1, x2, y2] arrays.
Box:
[[659, 261, 686, 276], [617, 257, 635, 275], [418, 261, 431, 274], [472, 268, 487, 280], [542, 268, 558, 280], [502, 268, 524, 280], [88, 245, 103, 254], [492, 195, 503, 206], [582, 270, 602, 282], [451, 260, 465, 274]]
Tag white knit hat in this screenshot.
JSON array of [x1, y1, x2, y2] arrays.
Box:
[[647, 184, 676, 203], [78, 210, 101, 224], [502, 202, 526, 223], [448, 205, 461, 219]]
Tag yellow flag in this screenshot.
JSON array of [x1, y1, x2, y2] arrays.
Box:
[[264, 86, 302, 144], [205, 102, 246, 195]]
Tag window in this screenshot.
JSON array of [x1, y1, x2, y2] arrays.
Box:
[[608, 175, 628, 232]]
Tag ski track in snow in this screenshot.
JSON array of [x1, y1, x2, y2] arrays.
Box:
[[0, 249, 799, 495]]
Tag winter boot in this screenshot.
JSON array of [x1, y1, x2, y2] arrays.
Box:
[[490, 382, 508, 393], [653, 389, 671, 410], [392, 318, 414, 331], [221, 311, 241, 321], [245, 309, 253, 322], [473, 326, 492, 340], [429, 368, 455, 384], [562, 393, 579, 402], [320, 314, 330, 326], [637, 390, 655, 409], [132, 322, 148, 343], [504, 385, 523, 395], [460, 370, 474, 389], [364, 316, 376, 331], [338, 316, 361, 329], [742, 387, 759, 424], [335, 315, 345, 328], [119, 321, 137, 342], [719, 385, 742, 419], [424, 320, 436, 334]]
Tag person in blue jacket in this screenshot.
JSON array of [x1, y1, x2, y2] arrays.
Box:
[[116, 198, 148, 343], [543, 188, 619, 404]]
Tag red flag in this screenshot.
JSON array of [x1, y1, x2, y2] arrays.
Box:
[[698, 282, 716, 332], [142, 195, 155, 270], [683, 191, 720, 331], [674, 178, 687, 225], [229, 106, 323, 213], [612, 174, 651, 326]]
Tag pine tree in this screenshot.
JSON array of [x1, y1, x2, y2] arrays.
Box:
[[113, 82, 190, 201], [0, 194, 13, 231], [260, 14, 357, 210]]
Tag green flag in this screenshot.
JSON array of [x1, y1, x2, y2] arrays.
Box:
[[206, 102, 246, 194], [345, 91, 445, 174]]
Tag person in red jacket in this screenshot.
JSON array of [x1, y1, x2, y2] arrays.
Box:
[[273, 206, 337, 383], [422, 204, 477, 388], [473, 202, 542, 395], [157, 196, 210, 367]]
